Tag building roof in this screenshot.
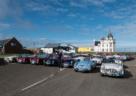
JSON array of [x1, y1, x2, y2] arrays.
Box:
[[0, 38, 11, 48], [107, 32, 113, 38], [101, 37, 105, 40], [45, 43, 60, 48], [94, 41, 100, 46], [44, 43, 77, 48]]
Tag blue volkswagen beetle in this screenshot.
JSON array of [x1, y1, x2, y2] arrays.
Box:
[[74, 56, 96, 72]]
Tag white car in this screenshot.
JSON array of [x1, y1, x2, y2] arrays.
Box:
[[100, 63, 124, 77], [106, 55, 114, 59], [4, 55, 17, 63], [113, 55, 121, 59], [120, 55, 128, 61], [92, 57, 103, 64]]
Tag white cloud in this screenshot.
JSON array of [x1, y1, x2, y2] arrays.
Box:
[[0, 0, 24, 20], [106, 23, 136, 36], [45, 24, 75, 33], [67, 13, 77, 17], [70, 0, 116, 8], [70, 1, 87, 8], [0, 22, 10, 29], [103, 2, 136, 19], [26, 1, 51, 11], [0, 0, 10, 19], [56, 8, 68, 12]]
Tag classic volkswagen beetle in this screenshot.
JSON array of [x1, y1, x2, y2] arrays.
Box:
[[100, 63, 124, 77], [74, 56, 96, 72]]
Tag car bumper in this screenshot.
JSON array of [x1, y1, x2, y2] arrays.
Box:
[[101, 70, 124, 77], [74, 67, 91, 72]]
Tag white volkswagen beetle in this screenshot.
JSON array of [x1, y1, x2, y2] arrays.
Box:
[[100, 63, 124, 77]]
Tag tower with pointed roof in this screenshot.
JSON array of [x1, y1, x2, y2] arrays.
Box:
[[94, 32, 115, 53]]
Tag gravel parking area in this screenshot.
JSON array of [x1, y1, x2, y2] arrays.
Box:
[[0, 59, 136, 96]]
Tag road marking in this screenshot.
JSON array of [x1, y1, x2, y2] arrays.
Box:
[[58, 68, 66, 72], [21, 68, 65, 91], [21, 74, 54, 91]]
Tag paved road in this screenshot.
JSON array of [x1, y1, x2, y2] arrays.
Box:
[[0, 60, 136, 96], [0, 64, 59, 96]]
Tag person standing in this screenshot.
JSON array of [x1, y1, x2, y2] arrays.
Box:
[[58, 50, 63, 70]]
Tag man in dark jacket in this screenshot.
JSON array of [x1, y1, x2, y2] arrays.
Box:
[[58, 50, 63, 68]]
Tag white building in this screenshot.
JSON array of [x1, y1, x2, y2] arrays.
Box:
[[94, 33, 115, 53]]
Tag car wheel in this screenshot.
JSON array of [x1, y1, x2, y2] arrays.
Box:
[[74, 69, 78, 72], [101, 73, 105, 77]]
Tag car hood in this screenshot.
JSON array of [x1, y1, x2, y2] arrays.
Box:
[[77, 60, 91, 65], [92, 58, 102, 61], [102, 63, 123, 70]]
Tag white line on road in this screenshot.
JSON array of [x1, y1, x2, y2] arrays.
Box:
[[21, 68, 66, 91], [21, 74, 54, 91], [58, 68, 66, 72]]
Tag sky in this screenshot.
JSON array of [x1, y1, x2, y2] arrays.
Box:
[[0, 0, 136, 50]]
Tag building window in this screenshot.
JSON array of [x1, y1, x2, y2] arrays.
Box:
[[110, 43, 112, 47], [11, 42, 16, 47]]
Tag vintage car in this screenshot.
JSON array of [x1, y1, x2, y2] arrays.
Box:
[[114, 55, 130, 61], [100, 63, 124, 77], [72, 54, 88, 61], [127, 56, 135, 61], [0, 58, 6, 65], [102, 58, 115, 63], [4, 55, 18, 63], [120, 55, 128, 61], [102, 57, 123, 64], [91, 57, 103, 65], [17, 54, 33, 64], [62, 54, 74, 68], [113, 54, 121, 59], [74, 56, 96, 72], [106, 55, 114, 59], [114, 59, 123, 64], [30, 53, 49, 65], [44, 53, 59, 66]]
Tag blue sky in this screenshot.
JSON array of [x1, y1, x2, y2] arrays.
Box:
[[0, 0, 136, 49]]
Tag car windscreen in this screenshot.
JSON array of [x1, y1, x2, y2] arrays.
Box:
[[103, 58, 115, 63]]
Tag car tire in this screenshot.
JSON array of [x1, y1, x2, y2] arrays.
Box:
[[101, 73, 105, 77], [74, 69, 78, 72]]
